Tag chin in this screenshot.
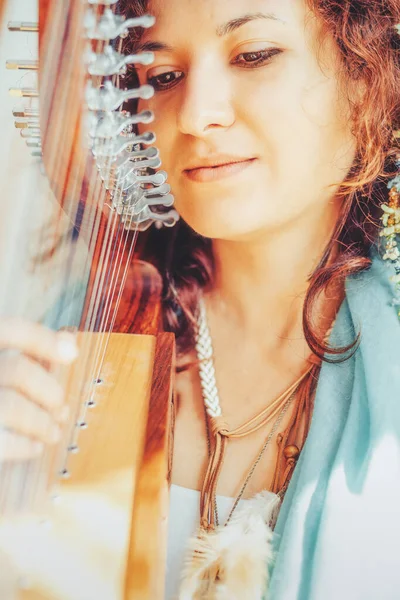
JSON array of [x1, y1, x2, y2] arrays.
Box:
[[172, 183, 283, 241], [179, 209, 274, 242]]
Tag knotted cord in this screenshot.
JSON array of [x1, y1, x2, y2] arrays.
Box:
[[196, 297, 336, 531]]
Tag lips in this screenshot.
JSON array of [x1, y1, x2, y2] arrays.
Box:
[[184, 155, 256, 171], [183, 158, 257, 183]]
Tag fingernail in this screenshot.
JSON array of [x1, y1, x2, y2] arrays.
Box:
[[32, 441, 44, 456], [59, 406, 70, 423], [49, 427, 61, 444], [56, 333, 78, 363]]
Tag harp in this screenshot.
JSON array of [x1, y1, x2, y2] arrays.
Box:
[[0, 1, 177, 598]]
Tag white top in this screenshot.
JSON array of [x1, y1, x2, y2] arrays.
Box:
[[165, 484, 279, 600]]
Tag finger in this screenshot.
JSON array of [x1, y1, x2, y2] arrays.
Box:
[[0, 430, 44, 462], [0, 355, 65, 415], [0, 391, 62, 445], [0, 318, 78, 364]]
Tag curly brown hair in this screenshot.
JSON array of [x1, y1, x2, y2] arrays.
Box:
[[118, 0, 400, 363]]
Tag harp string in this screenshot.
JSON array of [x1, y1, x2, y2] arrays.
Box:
[[1, 1, 38, 519], [18, 0, 66, 515], [36, 0, 90, 507], [52, 4, 144, 469], [0, 0, 150, 515], [9, 0, 108, 506], [54, 2, 124, 429], [0, 0, 67, 515], [41, 0, 88, 478], [78, 21, 144, 397]]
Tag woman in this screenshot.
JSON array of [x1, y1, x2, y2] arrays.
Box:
[[1, 0, 399, 598]]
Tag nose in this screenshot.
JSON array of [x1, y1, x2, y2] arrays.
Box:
[[177, 59, 235, 137]]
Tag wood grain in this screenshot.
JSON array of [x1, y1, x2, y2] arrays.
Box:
[[125, 332, 175, 600], [5, 333, 157, 600], [105, 259, 163, 335], [0, 0, 6, 25], [63, 333, 155, 486]]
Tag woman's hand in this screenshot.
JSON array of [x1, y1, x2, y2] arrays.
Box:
[[0, 318, 78, 461]]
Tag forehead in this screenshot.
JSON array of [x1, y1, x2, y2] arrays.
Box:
[[140, 0, 335, 74], [146, 0, 304, 35]]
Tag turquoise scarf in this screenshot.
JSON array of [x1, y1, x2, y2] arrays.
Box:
[[268, 243, 400, 599]]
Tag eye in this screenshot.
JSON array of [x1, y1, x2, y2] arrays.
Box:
[[232, 47, 283, 68], [146, 47, 283, 92], [147, 70, 184, 92]]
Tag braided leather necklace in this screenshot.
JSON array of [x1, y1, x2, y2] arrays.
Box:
[[195, 297, 314, 531], [203, 387, 297, 529], [178, 297, 336, 599]]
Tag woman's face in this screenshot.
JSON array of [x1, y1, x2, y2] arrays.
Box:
[[136, 0, 358, 241]]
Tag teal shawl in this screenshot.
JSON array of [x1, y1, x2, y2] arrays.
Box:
[[268, 242, 400, 599]]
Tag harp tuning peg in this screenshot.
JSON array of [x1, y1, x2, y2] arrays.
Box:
[[14, 119, 39, 129], [89, 109, 154, 139], [13, 108, 39, 118], [67, 445, 79, 454], [123, 207, 179, 232], [87, 45, 154, 77], [6, 59, 39, 71], [92, 131, 155, 159], [85, 9, 155, 41], [7, 21, 39, 32], [131, 194, 175, 216], [101, 154, 162, 184], [86, 80, 154, 112], [105, 168, 166, 194], [25, 140, 42, 148], [95, 145, 159, 170], [59, 469, 70, 479], [9, 87, 38, 98], [20, 128, 41, 139]]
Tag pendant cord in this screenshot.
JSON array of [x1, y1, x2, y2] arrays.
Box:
[[197, 297, 333, 532], [224, 388, 295, 526], [200, 370, 309, 530]]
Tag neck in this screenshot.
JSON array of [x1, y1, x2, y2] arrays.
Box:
[[206, 200, 344, 352]]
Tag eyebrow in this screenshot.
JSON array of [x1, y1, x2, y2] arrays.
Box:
[[217, 12, 285, 37], [136, 12, 285, 53]]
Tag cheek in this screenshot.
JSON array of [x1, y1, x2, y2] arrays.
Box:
[[136, 59, 356, 236], [231, 62, 324, 173], [252, 68, 355, 191]]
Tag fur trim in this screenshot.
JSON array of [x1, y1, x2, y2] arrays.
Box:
[[178, 491, 280, 600]]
